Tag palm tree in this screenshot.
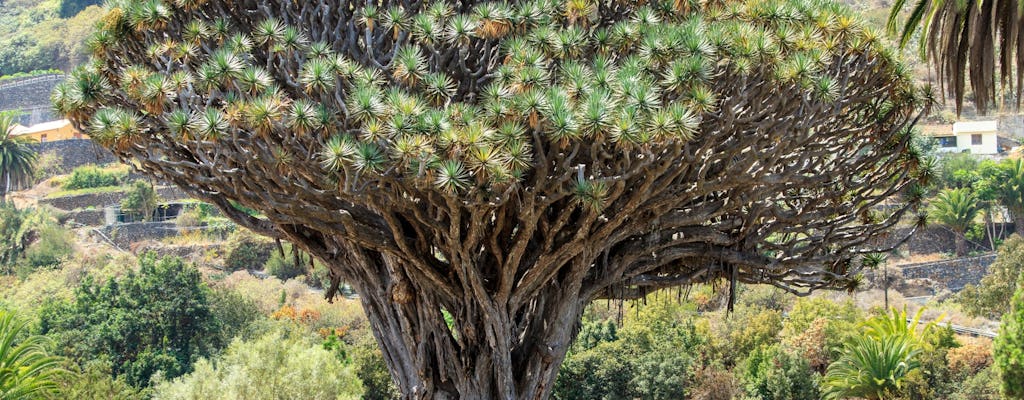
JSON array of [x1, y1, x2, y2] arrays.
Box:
[[0, 310, 64, 399], [889, 0, 1022, 114], [0, 114, 37, 201], [931, 187, 980, 256]]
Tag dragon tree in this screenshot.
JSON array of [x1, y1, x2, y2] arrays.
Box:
[[54, 0, 931, 398]]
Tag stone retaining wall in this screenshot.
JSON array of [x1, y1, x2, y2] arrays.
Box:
[[65, 209, 106, 226], [0, 75, 65, 125], [100, 222, 181, 248], [29, 140, 117, 173], [41, 186, 189, 211], [897, 254, 998, 292], [889, 224, 1015, 255]]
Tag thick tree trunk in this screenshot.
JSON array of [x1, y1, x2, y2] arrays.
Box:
[[1010, 206, 1024, 238], [333, 252, 587, 400], [955, 233, 967, 257]]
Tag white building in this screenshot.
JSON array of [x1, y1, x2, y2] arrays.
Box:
[[923, 120, 1001, 155]]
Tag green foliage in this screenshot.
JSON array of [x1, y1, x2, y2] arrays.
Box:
[[0, 309, 65, 399], [263, 242, 308, 281], [0, 204, 72, 276], [223, 229, 273, 271], [931, 187, 980, 232], [38, 253, 223, 387], [120, 179, 158, 221], [62, 164, 127, 189], [56, 359, 146, 400], [718, 305, 784, 365], [740, 344, 820, 400], [59, 0, 103, 18], [822, 334, 921, 400], [951, 366, 1001, 400], [937, 153, 981, 189], [0, 0, 101, 75], [151, 325, 363, 400], [19, 223, 74, 275], [555, 296, 710, 400], [206, 287, 264, 345], [0, 202, 31, 272], [976, 158, 1024, 233], [994, 272, 1024, 399], [352, 343, 399, 400], [31, 152, 63, 183], [930, 187, 981, 255], [780, 298, 863, 363], [958, 235, 1024, 318], [896, 325, 961, 399], [0, 69, 64, 84]]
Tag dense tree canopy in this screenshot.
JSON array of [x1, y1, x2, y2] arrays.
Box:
[[54, 0, 929, 398], [39, 253, 223, 387]]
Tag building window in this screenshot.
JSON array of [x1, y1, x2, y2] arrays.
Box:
[[937, 136, 957, 147], [39, 134, 46, 143], [972, 134, 983, 145]]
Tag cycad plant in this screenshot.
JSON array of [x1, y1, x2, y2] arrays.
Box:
[[931, 187, 980, 256], [0, 114, 37, 201], [823, 308, 936, 399], [0, 310, 64, 399]]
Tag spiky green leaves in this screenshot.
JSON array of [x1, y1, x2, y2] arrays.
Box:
[[70, 0, 921, 210], [88, 107, 142, 148], [573, 176, 609, 212]]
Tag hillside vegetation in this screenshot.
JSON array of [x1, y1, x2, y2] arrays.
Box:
[[0, 0, 103, 76]]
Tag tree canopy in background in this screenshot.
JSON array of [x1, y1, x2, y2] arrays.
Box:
[[55, 0, 929, 397], [38, 253, 224, 387], [0, 0, 103, 76]]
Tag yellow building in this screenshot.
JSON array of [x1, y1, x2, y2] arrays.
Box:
[[10, 119, 85, 142]]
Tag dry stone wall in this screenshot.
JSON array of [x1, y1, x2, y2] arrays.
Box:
[[29, 139, 117, 173], [0, 74, 65, 125]]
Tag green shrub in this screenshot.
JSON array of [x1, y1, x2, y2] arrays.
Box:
[[353, 343, 399, 400], [19, 223, 75, 275], [56, 359, 146, 400], [951, 366, 1001, 400], [63, 165, 126, 190], [994, 272, 1024, 399], [223, 229, 273, 271], [740, 344, 820, 400], [151, 325, 363, 399], [32, 152, 64, 183], [263, 243, 308, 281], [959, 235, 1024, 318], [38, 253, 224, 387], [120, 180, 158, 221]]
